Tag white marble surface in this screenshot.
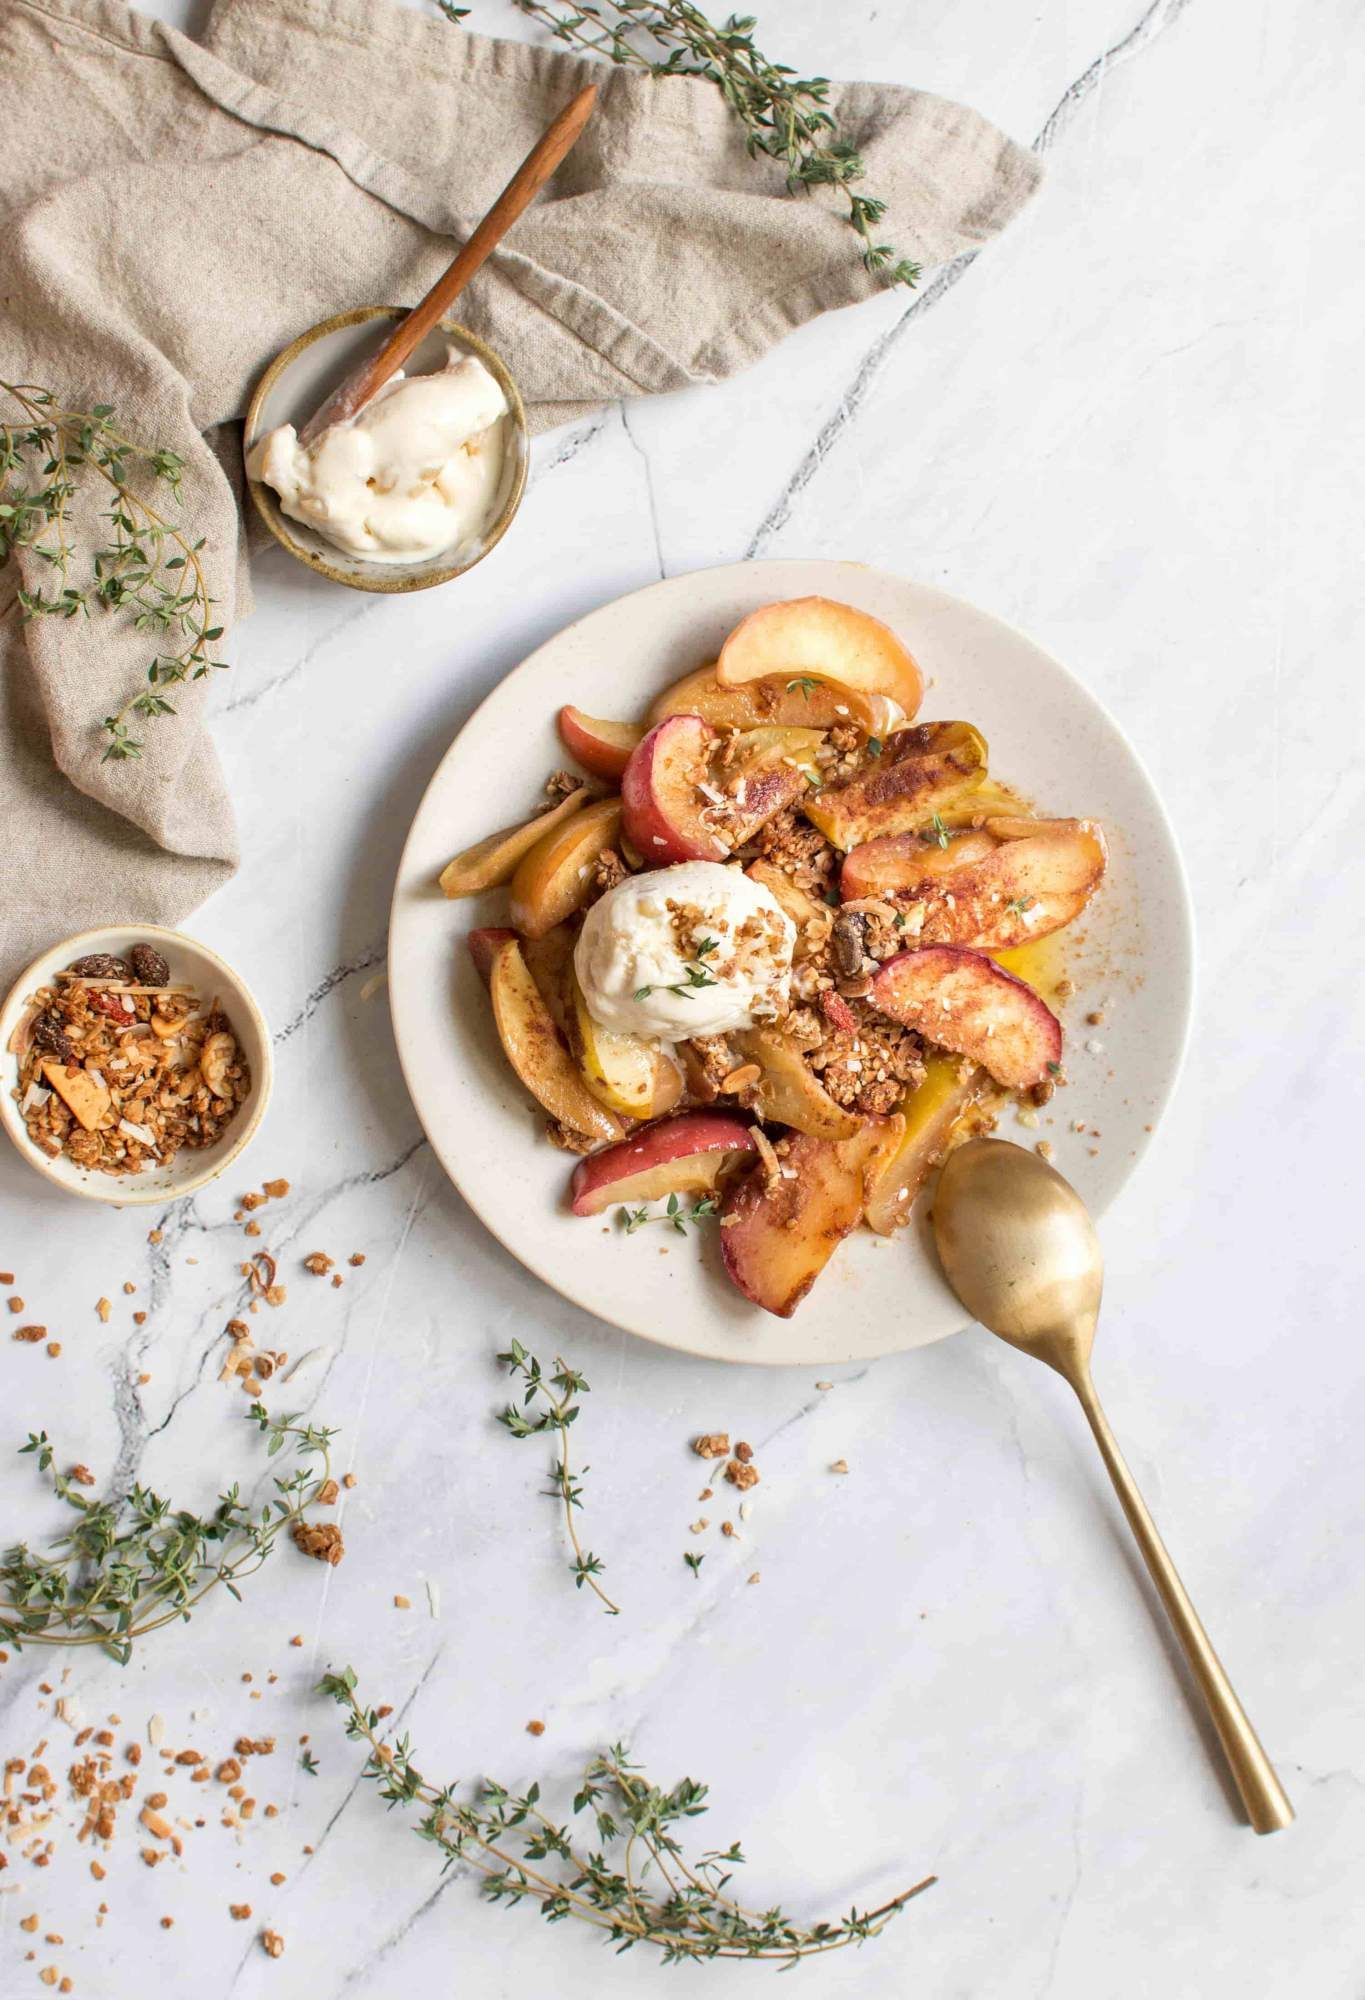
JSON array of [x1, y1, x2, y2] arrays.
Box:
[[3, 1, 1364, 1994]]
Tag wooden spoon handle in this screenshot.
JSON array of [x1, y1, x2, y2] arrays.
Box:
[[1071, 1369, 1294, 1834], [298, 82, 598, 444]]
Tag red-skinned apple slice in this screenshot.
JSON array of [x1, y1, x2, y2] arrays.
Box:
[[649, 664, 905, 738], [870, 946, 1061, 1089], [719, 1120, 901, 1317], [842, 818, 1107, 950], [570, 1112, 755, 1216], [717, 598, 924, 719], [508, 797, 622, 940], [557, 706, 644, 780], [468, 926, 517, 985], [620, 715, 723, 865], [805, 721, 986, 850], [863, 1056, 987, 1234], [439, 786, 590, 897], [484, 936, 623, 1146]]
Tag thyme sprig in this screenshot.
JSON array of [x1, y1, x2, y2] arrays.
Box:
[[0, 1406, 336, 1665], [634, 934, 719, 1003], [497, 1344, 619, 1615], [0, 381, 226, 761], [498, 3, 920, 287], [323, 1666, 934, 1963], [621, 1192, 720, 1234]]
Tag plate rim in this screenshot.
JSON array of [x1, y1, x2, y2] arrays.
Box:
[[388, 559, 1196, 1367]]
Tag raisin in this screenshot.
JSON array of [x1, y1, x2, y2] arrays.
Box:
[[129, 944, 170, 986], [68, 952, 131, 980], [31, 1012, 76, 1064]]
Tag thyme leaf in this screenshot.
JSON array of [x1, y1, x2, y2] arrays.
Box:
[[496, 1343, 620, 1615]]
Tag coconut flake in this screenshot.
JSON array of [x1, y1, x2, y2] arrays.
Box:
[[20, 1081, 52, 1115], [118, 1118, 155, 1145]]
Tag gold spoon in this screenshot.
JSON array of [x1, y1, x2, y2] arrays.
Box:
[[931, 1137, 1293, 1834]]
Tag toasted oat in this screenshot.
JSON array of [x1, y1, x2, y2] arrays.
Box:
[[292, 1522, 344, 1566], [261, 1929, 285, 1958], [302, 1253, 334, 1276], [725, 1460, 760, 1491], [262, 1179, 290, 1199], [691, 1433, 729, 1459]]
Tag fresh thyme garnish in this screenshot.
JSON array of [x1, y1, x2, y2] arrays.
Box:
[[785, 676, 823, 698], [322, 1667, 934, 1962], [1005, 895, 1036, 916], [634, 936, 719, 1003], [496, 4, 920, 286], [621, 1193, 720, 1235], [920, 813, 950, 850], [865, 736, 883, 757], [1046, 1060, 1062, 1076], [0, 381, 226, 761], [497, 1344, 619, 1616], [0, 1407, 337, 1664], [683, 1551, 704, 1577], [300, 1748, 321, 1776]]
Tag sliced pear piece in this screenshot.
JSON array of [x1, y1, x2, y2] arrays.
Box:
[[508, 797, 622, 940], [439, 786, 590, 898], [485, 936, 623, 1146], [731, 1026, 862, 1139], [863, 1057, 986, 1234]]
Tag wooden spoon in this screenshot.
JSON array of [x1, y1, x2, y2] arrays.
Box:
[[297, 82, 598, 445]]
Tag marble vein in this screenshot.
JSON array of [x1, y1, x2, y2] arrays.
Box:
[[744, 0, 1198, 558], [274, 945, 388, 1044]]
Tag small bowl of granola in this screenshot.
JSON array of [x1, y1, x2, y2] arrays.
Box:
[[0, 926, 271, 1204]]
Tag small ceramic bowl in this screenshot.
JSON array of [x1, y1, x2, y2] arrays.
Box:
[[0, 926, 272, 1206], [243, 308, 529, 594]]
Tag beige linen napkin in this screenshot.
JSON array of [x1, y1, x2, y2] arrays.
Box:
[[0, 0, 1042, 976]]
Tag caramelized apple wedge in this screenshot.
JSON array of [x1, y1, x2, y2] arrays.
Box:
[[620, 715, 721, 865], [717, 598, 924, 720], [439, 786, 590, 897], [468, 926, 518, 985], [508, 797, 622, 940], [484, 935, 623, 1146], [870, 946, 1061, 1090], [557, 706, 644, 780], [845, 818, 1107, 950], [731, 1026, 862, 1139], [570, 1112, 755, 1216], [720, 1120, 901, 1317], [571, 978, 684, 1120], [649, 663, 905, 738], [805, 722, 986, 850], [863, 1056, 986, 1234]]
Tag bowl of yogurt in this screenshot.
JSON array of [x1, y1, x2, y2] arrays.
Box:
[[243, 307, 528, 593]]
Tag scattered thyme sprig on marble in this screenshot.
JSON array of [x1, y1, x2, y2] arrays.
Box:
[[0, 1406, 336, 1664], [323, 1666, 934, 1963], [497, 1344, 619, 1615], [438, 3, 919, 287], [0, 381, 226, 762]]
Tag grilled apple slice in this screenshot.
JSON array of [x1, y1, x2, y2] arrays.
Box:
[[863, 1057, 986, 1234], [805, 722, 986, 850], [731, 1026, 863, 1139], [720, 1120, 901, 1317], [570, 1112, 755, 1216], [870, 946, 1061, 1090], [649, 664, 905, 738], [439, 786, 590, 897], [484, 935, 623, 1146], [717, 598, 924, 720], [620, 715, 722, 865], [557, 707, 644, 780], [842, 818, 1107, 950], [571, 979, 684, 1120], [508, 797, 622, 940]]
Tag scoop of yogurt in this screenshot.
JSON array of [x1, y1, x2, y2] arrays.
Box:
[[247, 350, 508, 564], [575, 861, 795, 1041]]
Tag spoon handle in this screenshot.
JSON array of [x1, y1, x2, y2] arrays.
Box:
[[1070, 1370, 1294, 1834]]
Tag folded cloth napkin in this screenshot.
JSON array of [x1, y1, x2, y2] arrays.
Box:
[[0, 0, 1042, 976]]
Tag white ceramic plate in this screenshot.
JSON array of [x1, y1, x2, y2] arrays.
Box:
[[0, 925, 272, 1205], [389, 561, 1193, 1367]]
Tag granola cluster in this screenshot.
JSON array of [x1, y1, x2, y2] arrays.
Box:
[[9, 948, 251, 1176]]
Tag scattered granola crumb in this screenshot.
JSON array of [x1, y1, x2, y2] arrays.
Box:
[[302, 1253, 334, 1277], [733, 1440, 754, 1464], [147, 1230, 162, 1245], [1035, 1140, 1055, 1161], [160, 1916, 174, 1930], [46, 1342, 61, 1357], [289, 1636, 303, 1648], [815, 1380, 833, 1391], [68, 1465, 95, 1488], [132, 1311, 146, 1325], [122, 1282, 136, 1296], [348, 1253, 366, 1267], [393, 1594, 410, 1610], [229, 1903, 252, 1921], [261, 1930, 285, 1959], [330, 1274, 343, 1289], [7, 1297, 24, 1313], [291, 1520, 344, 1566], [270, 1872, 286, 1886], [13, 1325, 46, 1343], [0, 1272, 13, 1284], [830, 1459, 849, 1475], [525, 1720, 545, 1737], [697, 1487, 713, 1502], [725, 1459, 760, 1491], [691, 1433, 729, 1459], [342, 1473, 357, 1490], [262, 1179, 290, 1199], [95, 1298, 110, 1322], [747, 1572, 761, 1586], [720, 1521, 737, 1539]]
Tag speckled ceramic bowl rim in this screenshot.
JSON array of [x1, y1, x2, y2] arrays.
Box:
[[243, 307, 530, 594], [0, 924, 273, 1206]]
